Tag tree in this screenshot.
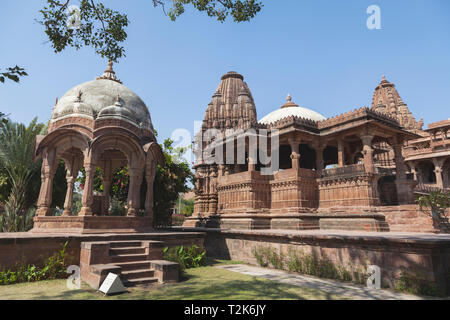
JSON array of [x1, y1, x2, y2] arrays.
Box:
[[0, 119, 46, 231], [0, 66, 28, 84], [38, 0, 263, 62], [153, 138, 194, 226], [416, 190, 450, 229], [2, 1, 262, 85]]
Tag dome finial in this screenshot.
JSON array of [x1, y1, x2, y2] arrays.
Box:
[[281, 94, 298, 109], [96, 60, 123, 84]]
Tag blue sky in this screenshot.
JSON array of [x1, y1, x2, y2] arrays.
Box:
[[1, 0, 449, 145]]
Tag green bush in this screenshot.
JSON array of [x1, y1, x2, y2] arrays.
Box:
[[0, 241, 70, 285], [394, 271, 443, 297], [252, 247, 283, 270], [252, 246, 365, 285], [162, 245, 206, 270]]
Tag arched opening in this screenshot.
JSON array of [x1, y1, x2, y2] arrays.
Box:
[[279, 145, 292, 170], [418, 161, 436, 184], [323, 146, 338, 169], [55, 147, 85, 216], [299, 144, 316, 169], [95, 148, 129, 216], [353, 152, 364, 165]]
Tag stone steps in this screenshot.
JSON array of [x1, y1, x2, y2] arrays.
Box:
[[124, 277, 159, 286], [121, 269, 155, 280], [109, 241, 143, 248], [110, 253, 148, 263], [114, 260, 153, 271], [81, 240, 179, 289], [110, 247, 146, 255]]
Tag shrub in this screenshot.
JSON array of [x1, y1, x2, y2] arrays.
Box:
[[252, 246, 284, 269], [0, 241, 71, 285], [253, 246, 365, 284], [162, 244, 206, 270], [394, 271, 443, 297]]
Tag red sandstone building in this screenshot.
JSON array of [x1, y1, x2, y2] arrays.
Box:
[[184, 72, 449, 232], [31, 62, 163, 234]]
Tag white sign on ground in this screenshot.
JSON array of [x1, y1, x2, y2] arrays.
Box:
[[98, 273, 127, 295]]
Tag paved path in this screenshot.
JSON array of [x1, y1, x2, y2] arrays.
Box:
[[217, 264, 430, 300]]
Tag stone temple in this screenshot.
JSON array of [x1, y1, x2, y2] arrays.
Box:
[[32, 62, 164, 233], [1, 68, 449, 294], [184, 71, 450, 232]]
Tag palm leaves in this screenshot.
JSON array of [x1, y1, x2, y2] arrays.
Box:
[[0, 118, 46, 232]]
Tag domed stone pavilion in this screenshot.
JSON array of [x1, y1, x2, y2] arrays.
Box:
[[32, 62, 164, 233]]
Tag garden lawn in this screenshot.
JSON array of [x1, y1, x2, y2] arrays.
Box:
[[0, 260, 350, 300]]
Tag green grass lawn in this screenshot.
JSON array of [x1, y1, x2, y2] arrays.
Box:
[[0, 260, 350, 300]]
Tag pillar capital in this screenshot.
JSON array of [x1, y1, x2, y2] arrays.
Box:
[[432, 157, 445, 169], [360, 134, 374, 145]]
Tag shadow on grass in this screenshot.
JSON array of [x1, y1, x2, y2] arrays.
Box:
[[1, 267, 348, 300]]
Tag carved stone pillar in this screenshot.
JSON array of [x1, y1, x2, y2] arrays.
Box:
[[313, 144, 325, 174], [360, 135, 374, 173], [392, 140, 413, 204], [127, 167, 142, 216], [289, 140, 300, 170], [36, 149, 57, 217], [63, 176, 75, 216], [248, 156, 256, 172], [218, 164, 225, 177], [432, 158, 444, 188], [208, 168, 218, 214], [101, 161, 113, 216], [145, 163, 156, 219], [393, 143, 407, 180], [79, 162, 96, 216], [337, 140, 345, 167], [410, 162, 418, 180], [62, 157, 81, 216], [102, 180, 112, 215]]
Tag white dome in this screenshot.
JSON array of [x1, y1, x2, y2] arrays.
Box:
[[51, 62, 154, 132], [259, 95, 326, 125]]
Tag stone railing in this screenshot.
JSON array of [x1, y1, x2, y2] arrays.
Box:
[[430, 140, 450, 148], [414, 183, 450, 195], [320, 164, 366, 178], [375, 167, 395, 176], [404, 147, 433, 158]]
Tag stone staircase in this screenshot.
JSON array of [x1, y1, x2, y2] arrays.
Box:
[[109, 241, 159, 286], [80, 240, 179, 289]]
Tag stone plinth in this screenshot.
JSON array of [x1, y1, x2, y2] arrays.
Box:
[[216, 171, 271, 214], [318, 165, 381, 208], [31, 216, 154, 234], [270, 168, 318, 212]]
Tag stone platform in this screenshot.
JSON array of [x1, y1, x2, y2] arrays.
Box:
[[0, 231, 204, 270], [31, 216, 154, 234]]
